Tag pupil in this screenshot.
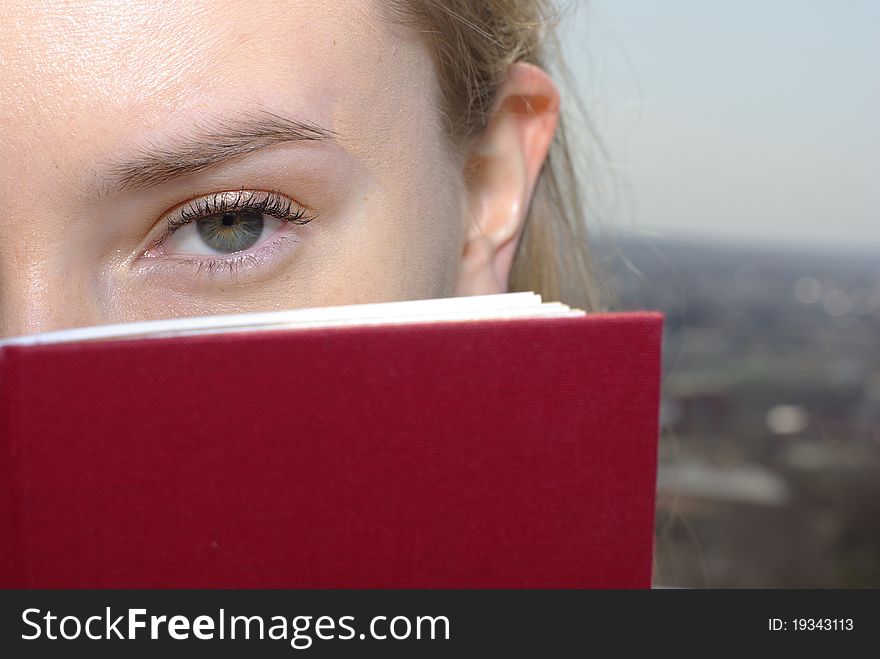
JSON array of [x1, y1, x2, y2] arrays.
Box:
[[221, 213, 236, 226]]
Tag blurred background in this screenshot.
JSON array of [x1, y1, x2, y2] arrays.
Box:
[[560, 1, 880, 587]]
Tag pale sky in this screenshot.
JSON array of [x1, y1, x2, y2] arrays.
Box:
[[560, 0, 879, 250]]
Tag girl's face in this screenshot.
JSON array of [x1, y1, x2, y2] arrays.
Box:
[[0, 0, 559, 337]]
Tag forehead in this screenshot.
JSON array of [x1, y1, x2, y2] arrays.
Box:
[[0, 0, 438, 178]]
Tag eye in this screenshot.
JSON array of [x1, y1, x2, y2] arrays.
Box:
[[170, 209, 271, 255], [149, 190, 315, 258]]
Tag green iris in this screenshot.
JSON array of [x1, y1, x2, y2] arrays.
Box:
[[196, 212, 264, 253]]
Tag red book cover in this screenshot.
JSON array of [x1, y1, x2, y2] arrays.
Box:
[[0, 312, 663, 588]]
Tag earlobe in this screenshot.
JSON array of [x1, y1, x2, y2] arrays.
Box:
[[454, 62, 560, 297]]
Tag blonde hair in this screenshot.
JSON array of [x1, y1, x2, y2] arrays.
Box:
[[386, 0, 606, 310]]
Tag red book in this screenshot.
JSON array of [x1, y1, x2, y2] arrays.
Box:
[[0, 294, 663, 588]]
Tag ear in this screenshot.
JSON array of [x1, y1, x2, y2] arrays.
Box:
[[453, 62, 560, 296]]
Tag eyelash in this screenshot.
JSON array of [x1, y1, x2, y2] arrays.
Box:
[[157, 189, 314, 247], [144, 189, 316, 277]]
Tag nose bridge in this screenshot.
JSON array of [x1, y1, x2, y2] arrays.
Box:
[[1, 36, 117, 339], [0, 109, 109, 337], [0, 223, 102, 338]]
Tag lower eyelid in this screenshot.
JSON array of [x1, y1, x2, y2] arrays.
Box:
[[135, 224, 301, 282]]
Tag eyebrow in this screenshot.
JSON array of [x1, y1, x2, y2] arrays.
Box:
[[106, 110, 338, 191]]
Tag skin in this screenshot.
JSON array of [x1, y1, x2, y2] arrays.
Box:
[[0, 0, 560, 337]]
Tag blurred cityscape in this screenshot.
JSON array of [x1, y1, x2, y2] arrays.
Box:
[[604, 233, 880, 587]]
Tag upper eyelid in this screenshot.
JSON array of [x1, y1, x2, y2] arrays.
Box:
[[171, 189, 303, 226]]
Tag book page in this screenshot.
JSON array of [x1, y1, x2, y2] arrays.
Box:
[[0, 293, 584, 347]]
